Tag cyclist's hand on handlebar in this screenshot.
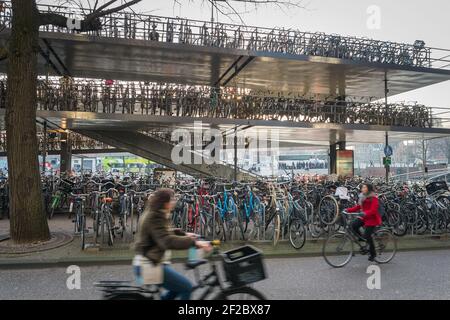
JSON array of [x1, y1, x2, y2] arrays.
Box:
[[195, 240, 212, 253], [186, 232, 198, 239]]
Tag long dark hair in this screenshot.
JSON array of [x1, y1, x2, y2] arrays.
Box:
[[148, 188, 175, 212], [361, 183, 374, 194]]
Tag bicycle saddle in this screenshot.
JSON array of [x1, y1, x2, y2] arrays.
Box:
[[185, 259, 208, 270]]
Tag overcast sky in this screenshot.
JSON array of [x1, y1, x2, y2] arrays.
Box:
[[48, 0, 450, 108]]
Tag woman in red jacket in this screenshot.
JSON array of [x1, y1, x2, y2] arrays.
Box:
[[346, 183, 382, 261]]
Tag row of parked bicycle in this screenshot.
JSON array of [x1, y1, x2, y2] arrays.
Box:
[[172, 178, 450, 250], [0, 131, 114, 154], [2, 173, 450, 251], [0, 78, 434, 128]]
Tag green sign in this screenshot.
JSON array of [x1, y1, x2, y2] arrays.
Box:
[[383, 156, 392, 166]]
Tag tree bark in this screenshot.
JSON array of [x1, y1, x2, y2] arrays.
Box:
[[6, 0, 50, 243]]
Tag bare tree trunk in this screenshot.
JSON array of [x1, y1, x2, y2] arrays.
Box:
[[6, 0, 50, 243]]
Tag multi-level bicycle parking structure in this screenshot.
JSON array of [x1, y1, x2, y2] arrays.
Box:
[[0, 0, 450, 179]]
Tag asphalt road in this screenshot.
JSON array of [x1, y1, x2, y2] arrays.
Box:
[[1, 249, 450, 300]]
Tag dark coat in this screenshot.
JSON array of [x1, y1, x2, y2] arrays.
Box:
[[134, 208, 194, 264]]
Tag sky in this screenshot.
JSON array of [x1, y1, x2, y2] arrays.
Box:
[[46, 0, 450, 108]]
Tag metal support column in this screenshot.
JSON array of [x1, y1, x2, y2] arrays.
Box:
[[422, 139, 428, 177], [330, 141, 346, 175], [384, 73, 390, 183], [42, 121, 47, 174], [60, 132, 72, 174], [329, 143, 337, 174], [234, 126, 238, 182]]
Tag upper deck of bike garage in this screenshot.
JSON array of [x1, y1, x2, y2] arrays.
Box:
[[0, 2, 450, 99]]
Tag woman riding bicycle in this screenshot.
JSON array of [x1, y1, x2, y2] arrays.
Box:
[[346, 183, 381, 262], [133, 188, 211, 300]]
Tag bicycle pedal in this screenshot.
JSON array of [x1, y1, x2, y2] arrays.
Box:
[[360, 249, 369, 255]]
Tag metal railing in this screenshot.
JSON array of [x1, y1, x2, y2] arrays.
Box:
[[0, 131, 114, 153], [392, 168, 450, 183], [140, 130, 264, 179], [1, 1, 449, 69]]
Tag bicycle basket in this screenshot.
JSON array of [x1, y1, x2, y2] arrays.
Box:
[[221, 245, 266, 287], [425, 181, 448, 195]]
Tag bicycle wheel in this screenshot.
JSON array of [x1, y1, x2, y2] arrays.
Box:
[[172, 208, 183, 229], [104, 293, 150, 300], [289, 219, 306, 250], [322, 232, 354, 268], [103, 212, 114, 246], [119, 215, 126, 239], [318, 195, 339, 225], [108, 213, 115, 246], [213, 286, 266, 300], [74, 204, 81, 234], [100, 211, 106, 245], [230, 217, 240, 241], [93, 209, 100, 244], [243, 211, 250, 234], [49, 195, 60, 219], [49, 206, 56, 220], [309, 210, 324, 238], [392, 214, 408, 237], [223, 217, 235, 241], [373, 229, 397, 264], [80, 215, 86, 250], [414, 207, 428, 235], [213, 210, 226, 241], [237, 210, 247, 241], [402, 201, 418, 227], [247, 213, 262, 241], [271, 213, 281, 246]]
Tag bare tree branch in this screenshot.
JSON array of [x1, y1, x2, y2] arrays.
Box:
[[227, 0, 304, 7], [86, 0, 142, 20], [92, 0, 99, 11], [38, 0, 143, 32], [224, 1, 247, 25], [93, 0, 118, 13], [203, 0, 306, 23]]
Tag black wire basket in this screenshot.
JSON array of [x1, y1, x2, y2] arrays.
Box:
[[221, 245, 266, 287]]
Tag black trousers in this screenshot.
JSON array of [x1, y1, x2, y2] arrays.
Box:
[[351, 218, 376, 257]]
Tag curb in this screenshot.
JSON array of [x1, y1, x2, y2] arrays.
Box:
[[0, 232, 74, 254], [1, 243, 450, 269]]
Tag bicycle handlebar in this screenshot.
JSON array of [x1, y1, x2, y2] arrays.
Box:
[[69, 192, 90, 199], [91, 188, 120, 196], [342, 210, 364, 216], [130, 189, 153, 196], [116, 182, 135, 188]]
